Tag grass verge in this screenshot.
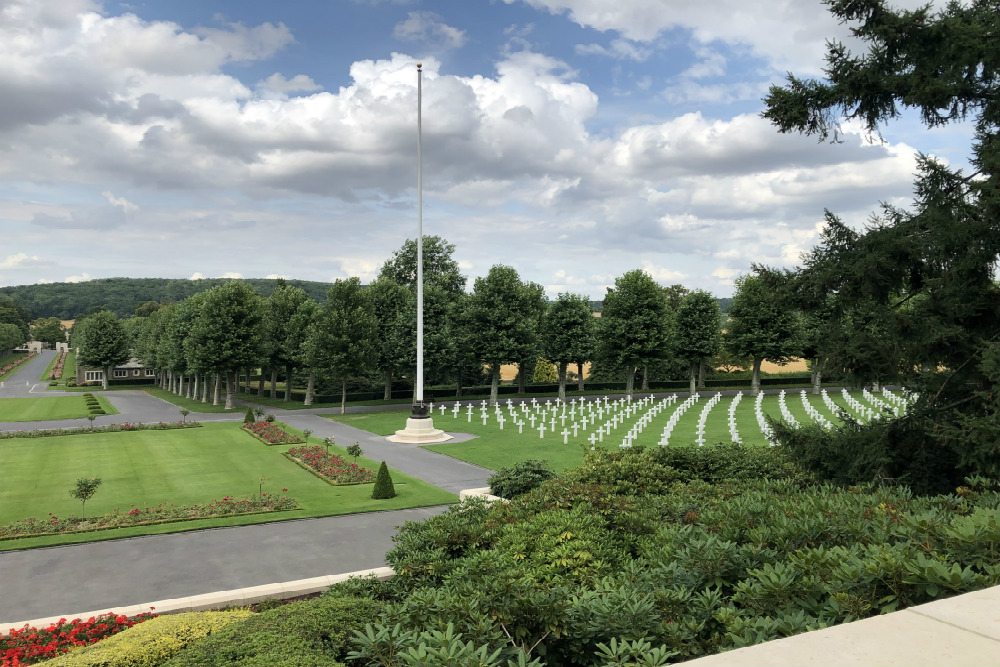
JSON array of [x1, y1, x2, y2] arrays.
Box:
[[0, 395, 118, 422], [0, 422, 455, 551]]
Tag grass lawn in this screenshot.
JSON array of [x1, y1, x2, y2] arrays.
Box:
[[0, 422, 456, 551], [141, 387, 242, 414], [0, 395, 118, 422], [0, 352, 32, 381], [325, 389, 894, 473]]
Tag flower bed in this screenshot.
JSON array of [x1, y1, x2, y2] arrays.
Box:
[[242, 421, 304, 445], [1, 612, 155, 666], [0, 421, 201, 440], [285, 445, 375, 485], [48, 351, 67, 381], [0, 353, 35, 379], [0, 493, 297, 540]]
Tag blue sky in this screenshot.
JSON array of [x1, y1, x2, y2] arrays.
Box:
[[0, 0, 969, 298]]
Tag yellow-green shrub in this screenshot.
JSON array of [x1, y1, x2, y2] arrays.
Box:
[[45, 610, 254, 667]]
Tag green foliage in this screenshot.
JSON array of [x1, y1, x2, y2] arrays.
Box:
[[489, 460, 556, 499], [75, 310, 129, 388], [348, 622, 544, 667], [30, 317, 66, 345], [69, 477, 102, 518], [378, 235, 467, 296], [310, 278, 378, 412], [725, 271, 800, 393], [163, 595, 382, 667], [598, 270, 672, 396], [530, 359, 558, 384], [372, 461, 396, 500], [244, 407, 255, 423], [46, 611, 254, 667], [0, 323, 26, 353], [763, 0, 1000, 483], [346, 442, 363, 463]]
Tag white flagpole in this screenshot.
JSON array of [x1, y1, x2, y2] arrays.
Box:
[[416, 62, 424, 408]]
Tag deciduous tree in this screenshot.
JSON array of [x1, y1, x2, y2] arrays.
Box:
[[674, 290, 722, 395], [541, 293, 596, 401], [76, 310, 128, 390]]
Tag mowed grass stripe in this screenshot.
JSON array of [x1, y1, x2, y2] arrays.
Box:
[[0, 396, 117, 422], [0, 423, 456, 549]]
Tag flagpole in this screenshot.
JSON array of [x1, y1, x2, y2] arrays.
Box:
[[415, 62, 424, 412]]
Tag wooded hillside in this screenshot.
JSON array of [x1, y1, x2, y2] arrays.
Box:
[[0, 278, 334, 319]]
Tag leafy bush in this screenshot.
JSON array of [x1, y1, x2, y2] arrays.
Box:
[[372, 461, 396, 499], [1, 613, 156, 666], [45, 611, 251, 667], [163, 595, 381, 667], [243, 407, 255, 423], [488, 460, 555, 499]]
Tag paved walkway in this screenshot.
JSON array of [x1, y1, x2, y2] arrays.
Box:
[[0, 349, 57, 398]]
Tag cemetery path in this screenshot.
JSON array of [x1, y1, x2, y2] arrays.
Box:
[[0, 505, 449, 623], [0, 349, 56, 397]]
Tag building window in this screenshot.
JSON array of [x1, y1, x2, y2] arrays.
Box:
[[113, 370, 128, 378], [145, 369, 155, 377], [133, 369, 140, 376], [85, 371, 103, 382]]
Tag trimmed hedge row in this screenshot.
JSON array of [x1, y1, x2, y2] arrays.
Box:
[[44, 611, 254, 667]]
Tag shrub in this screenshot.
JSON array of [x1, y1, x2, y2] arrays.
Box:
[[44, 611, 252, 667], [163, 596, 382, 666], [488, 460, 556, 499], [1, 613, 155, 666], [244, 407, 255, 423], [371, 462, 396, 499]]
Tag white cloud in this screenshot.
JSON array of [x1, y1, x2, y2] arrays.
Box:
[[639, 261, 685, 283], [65, 272, 92, 283], [189, 272, 205, 280], [0, 253, 45, 269], [101, 191, 139, 213], [575, 38, 652, 61], [219, 271, 243, 279], [255, 73, 321, 94], [393, 11, 467, 49], [264, 273, 288, 279]]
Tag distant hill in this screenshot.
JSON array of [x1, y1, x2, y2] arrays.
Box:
[[0, 277, 334, 319]]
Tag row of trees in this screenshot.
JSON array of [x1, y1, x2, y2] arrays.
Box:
[[70, 235, 832, 410], [0, 295, 30, 354]]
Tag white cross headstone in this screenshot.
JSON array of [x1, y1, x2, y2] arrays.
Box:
[[529, 414, 537, 428], [539, 423, 546, 438], [439, 405, 446, 416], [588, 433, 597, 446], [561, 428, 570, 444], [498, 414, 505, 430], [452, 405, 460, 418], [467, 405, 473, 422], [573, 423, 579, 437]]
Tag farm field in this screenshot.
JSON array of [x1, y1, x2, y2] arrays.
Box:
[[326, 388, 909, 472], [0, 395, 117, 422], [0, 422, 456, 550]]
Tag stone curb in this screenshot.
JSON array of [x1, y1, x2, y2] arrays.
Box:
[[0, 566, 393, 635]]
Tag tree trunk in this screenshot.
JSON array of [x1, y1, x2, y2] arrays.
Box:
[[270, 368, 278, 399], [698, 358, 707, 389], [341, 380, 347, 414], [625, 366, 634, 399], [577, 361, 585, 391], [751, 357, 763, 397], [689, 360, 698, 395], [558, 361, 568, 402], [518, 360, 527, 394], [490, 365, 500, 407], [213, 374, 221, 406], [225, 371, 235, 410], [641, 365, 649, 391], [201, 374, 209, 403], [192, 374, 199, 401], [455, 370, 463, 398], [102, 365, 109, 390], [384, 368, 392, 400], [285, 363, 293, 402], [187, 373, 194, 399], [160, 371, 167, 390], [258, 368, 266, 397], [811, 357, 823, 395], [304, 371, 315, 406]]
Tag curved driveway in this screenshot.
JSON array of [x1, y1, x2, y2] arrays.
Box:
[[0, 355, 491, 623]]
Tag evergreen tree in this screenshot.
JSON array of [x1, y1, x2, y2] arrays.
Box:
[[371, 461, 396, 499]]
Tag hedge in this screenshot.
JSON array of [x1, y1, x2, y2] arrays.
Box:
[[44, 611, 254, 667]]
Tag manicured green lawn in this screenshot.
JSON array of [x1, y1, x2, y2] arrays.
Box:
[[326, 389, 889, 473], [0, 396, 117, 422], [141, 387, 242, 414], [0, 422, 456, 550]]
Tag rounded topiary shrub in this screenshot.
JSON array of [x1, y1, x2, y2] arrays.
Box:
[[488, 459, 556, 499], [371, 461, 396, 499]]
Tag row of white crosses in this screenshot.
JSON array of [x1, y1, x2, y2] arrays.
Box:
[[728, 391, 743, 444], [619, 395, 678, 448], [799, 390, 833, 430], [659, 393, 700, 446], [840, 388, 874, 423], [881, 387, 912, 415], [777, 390, 799, 428], [754, 391, 775, 443], [694, 393, 723, 446]]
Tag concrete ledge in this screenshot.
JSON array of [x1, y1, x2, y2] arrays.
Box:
[[0, 566, 394, 635], [459, 487, 506, 504], [677, 585, 1000, 667]]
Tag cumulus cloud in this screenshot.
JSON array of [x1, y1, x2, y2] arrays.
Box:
[[219, 271, 243, 279], [189, 272, 205, 280], [65, 272, 93, 283], [256, 73, 321, 94], [0, 253, 46, 269], [393, 11, 467, 49]]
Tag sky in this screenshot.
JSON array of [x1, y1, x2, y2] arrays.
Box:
[[0, 0, 974, 298]]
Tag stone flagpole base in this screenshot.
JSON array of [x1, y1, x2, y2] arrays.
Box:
[[387, 401, 452, 444]]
